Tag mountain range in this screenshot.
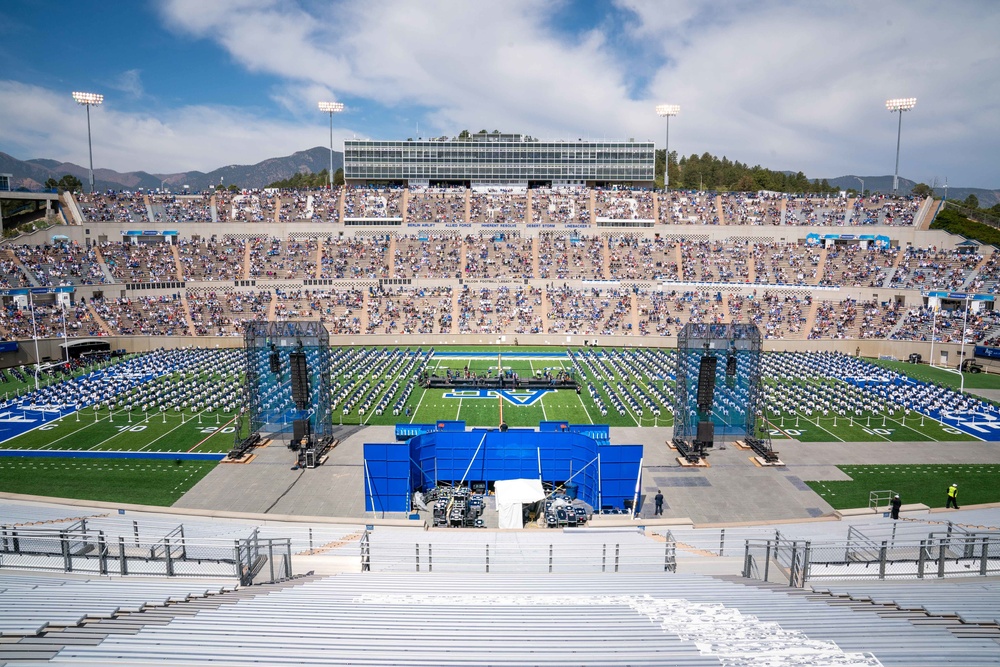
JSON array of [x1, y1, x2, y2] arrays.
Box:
[[1, 149, 996, 208], [0, 147, 343, 193]]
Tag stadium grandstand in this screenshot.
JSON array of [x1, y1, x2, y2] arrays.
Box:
[[3, 167, 1000, 665]]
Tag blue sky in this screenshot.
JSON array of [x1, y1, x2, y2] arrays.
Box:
[[0, 0, 998, 188]]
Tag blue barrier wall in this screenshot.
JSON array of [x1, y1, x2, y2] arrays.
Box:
[[364, 426, 642, 513]]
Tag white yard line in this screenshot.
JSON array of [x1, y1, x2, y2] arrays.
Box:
[[28, 411, 108, 450], [410, 383, 429, 423], [138, 410, 209, 451], [575, 390, 594, 424]]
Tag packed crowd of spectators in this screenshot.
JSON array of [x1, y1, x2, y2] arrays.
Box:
[[818, 244, 898, 288], [219, 191, 278, 223], [367, 286, 452, 335], [91, 294, 188, 336], [607, 237, 679, 281], [660, 192, 718, 225], [188, 290, 271, 336], [966, 250, 1000, 294], [852, 195, 922, 226], [537, 233, 604, 280], [272, 288, 363, 334], [393, 234, 462, 279], [680, 240, 750, 282], [808, 298, 900, 340], [12, 242, 108, 286], [69, 189, 928, 229], [545, 286, 631, 335], [890, 246, 981, 290], [149, 194, 214, 223], [593, 188, 654, 220], [719, 193, 782, 225], [890, 304, 1000, 344], [469, 190, 527, 224], [784, 197, 850, 226], [456, 285, 542, 334], [531, 190, 591, 225], [176, 237, 244, 281], [343, 186, 403, 219], [463, 234, 534, 279], [99, 241, 178, 284], [320, 236, 390, 279], [248, 237, 318, 280], [751, 241, 820, 285], [78, 192, 150, 224], [741, 291, 808, 339], [0, 300, 101, 339], [407, 189, 466, 224]]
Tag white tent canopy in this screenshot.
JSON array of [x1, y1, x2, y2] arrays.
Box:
[[494, 478, 546, 529]]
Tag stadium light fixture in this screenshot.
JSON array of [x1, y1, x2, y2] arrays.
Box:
[[318, 102, 345, 189], [855, 176, 864, 198], [72, 92, 104, 194], [655, 104, 680, 190], [885, 97, 916, 194]]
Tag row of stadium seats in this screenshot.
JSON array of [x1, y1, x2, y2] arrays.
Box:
[[5, 237, 989, 287], [71, 188, 927, 226], [2, 289, 995, 343]]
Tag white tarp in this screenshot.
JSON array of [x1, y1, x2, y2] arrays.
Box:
[[494, 478, 546, 530]]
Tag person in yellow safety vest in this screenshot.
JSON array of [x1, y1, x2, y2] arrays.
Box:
[[946, 483, 959, 509]]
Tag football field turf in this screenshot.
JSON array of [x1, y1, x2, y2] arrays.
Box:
[[1, 408, 237, 453], [0, 347, 990, 506]]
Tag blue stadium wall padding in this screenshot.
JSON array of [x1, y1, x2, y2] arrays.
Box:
[[364, 426, 642, 513], [0, 449, 225, 461]]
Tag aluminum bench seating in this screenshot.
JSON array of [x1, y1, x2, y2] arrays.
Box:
[[3, 572, 990, 667]]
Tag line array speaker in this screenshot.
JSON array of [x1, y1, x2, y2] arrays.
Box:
[[696, 355, 717, 412], [290, 351, 309, 410]]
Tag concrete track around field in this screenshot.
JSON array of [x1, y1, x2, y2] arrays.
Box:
[[174, 425, 1000, 524]]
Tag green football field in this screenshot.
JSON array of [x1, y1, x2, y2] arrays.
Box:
[[357, 353, 652, 428], [0, 346, 992, 506], [806, 464, 1000, 509], [0, 408, 237, 453]]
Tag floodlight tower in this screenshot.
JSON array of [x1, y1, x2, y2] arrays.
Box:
[[885, 97, 916, 194], [655, 104, 680, 190], [317, 102, 344, 189], [72, 92, 104, 194]]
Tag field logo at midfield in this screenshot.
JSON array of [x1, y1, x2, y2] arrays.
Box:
[[442, 388, 553, 406]]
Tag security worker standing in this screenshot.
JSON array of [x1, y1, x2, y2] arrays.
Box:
[[946, 483, 960, 509]]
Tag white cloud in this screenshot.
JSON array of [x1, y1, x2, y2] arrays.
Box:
[[0, 81, 346, 173], [151, 0, 1000, 186], [3, 1, 999, 186], [109, 69, 145, 99]]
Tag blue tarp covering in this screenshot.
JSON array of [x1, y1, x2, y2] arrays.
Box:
[[365, 425, 642, 513]]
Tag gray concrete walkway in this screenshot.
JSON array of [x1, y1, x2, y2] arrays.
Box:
[[174, 425, 1000, 525]]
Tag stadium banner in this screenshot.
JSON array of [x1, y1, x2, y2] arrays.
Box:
[[974, 345, 1000, 360]]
